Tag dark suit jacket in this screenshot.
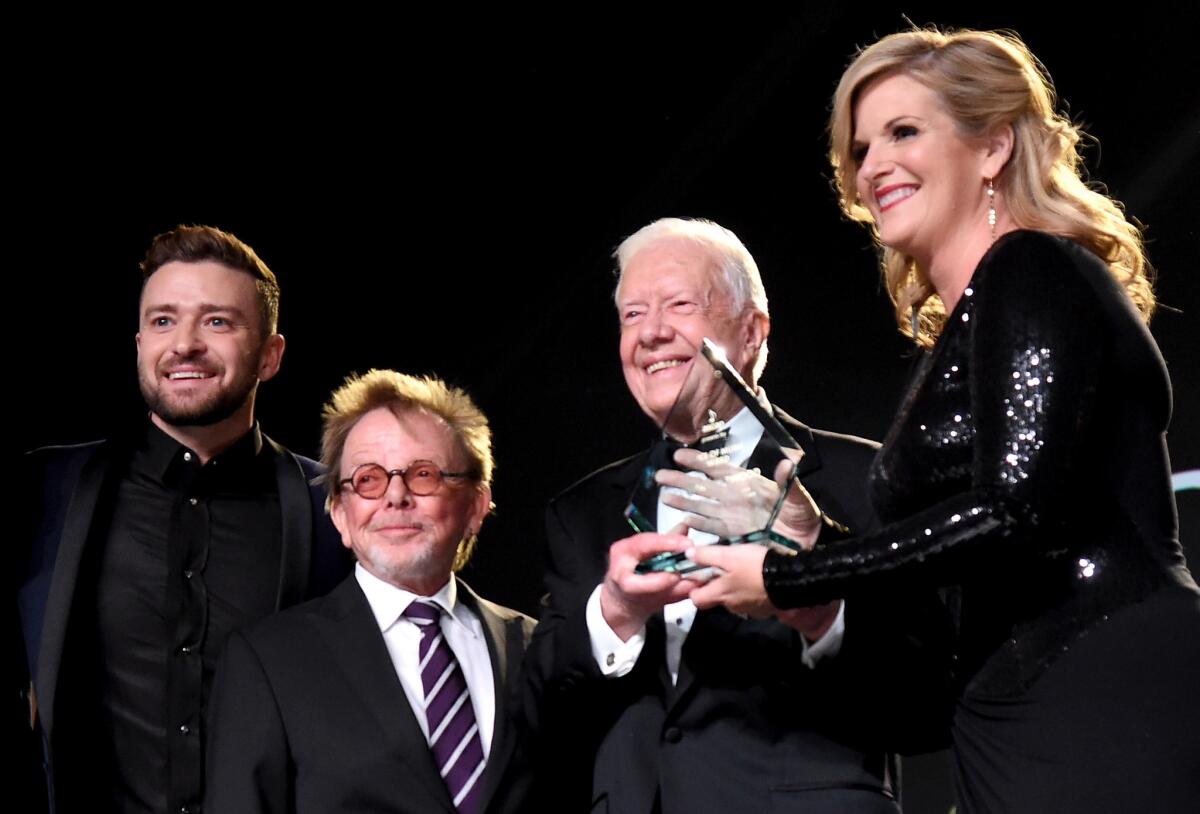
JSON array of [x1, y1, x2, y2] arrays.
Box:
[[15, 430, 350, 812], [525, 409, 953, 814], [206, 574, 538, 814]]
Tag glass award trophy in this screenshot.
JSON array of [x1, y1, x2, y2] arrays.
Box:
[[627, 336, 806, 576]]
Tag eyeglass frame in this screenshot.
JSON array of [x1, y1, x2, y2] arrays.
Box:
[[337, 460, 480, 499]]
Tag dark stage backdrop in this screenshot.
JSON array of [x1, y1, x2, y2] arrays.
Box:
[[12, 9, 1198, 813]]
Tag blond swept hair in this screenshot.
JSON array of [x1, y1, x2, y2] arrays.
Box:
[[829, 27, 1154, 346], [320, 369, 493, 571]]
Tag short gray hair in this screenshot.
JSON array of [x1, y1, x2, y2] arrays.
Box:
[[614, 217, 770, 380]]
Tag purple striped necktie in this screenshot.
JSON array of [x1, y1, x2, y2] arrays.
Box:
[[403, 600, 486, 814]]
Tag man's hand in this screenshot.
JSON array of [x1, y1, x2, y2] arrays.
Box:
[[600, 529, 694, 641], [656, 448, 822, 547]]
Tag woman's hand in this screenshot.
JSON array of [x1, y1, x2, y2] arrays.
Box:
[[686, 543, 775, 618]]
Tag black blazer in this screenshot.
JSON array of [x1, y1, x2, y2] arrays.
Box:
[[206, 574, 538, 814], [15, 431, 350, 812], [525, 408, 953, 814]]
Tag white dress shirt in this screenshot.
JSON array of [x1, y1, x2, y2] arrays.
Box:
[[586, 399, 846, 684], [355, 564, 496, 756]]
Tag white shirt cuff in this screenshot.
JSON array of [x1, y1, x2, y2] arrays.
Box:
[[585, 584, 645, 677], [800, 600, 846, 668]]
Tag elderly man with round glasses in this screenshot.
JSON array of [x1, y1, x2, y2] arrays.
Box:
[[206, 369, 538, 814]]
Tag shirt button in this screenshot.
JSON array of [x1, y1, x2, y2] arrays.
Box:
[[183, 452, 192, 462], [179, 724, 191, 734], [189, 497, 198, 506], [664, 726, 682, 744], [180, 646, 192, 655], [184, 570, 194, 580]]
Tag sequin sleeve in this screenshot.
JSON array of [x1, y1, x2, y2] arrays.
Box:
[[765, 233, 1112, 608]]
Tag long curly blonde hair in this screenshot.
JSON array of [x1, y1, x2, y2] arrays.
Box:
[[829, 28, 1154, 346]]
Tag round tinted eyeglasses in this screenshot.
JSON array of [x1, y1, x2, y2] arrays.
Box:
[[338, 461, 478, 499]]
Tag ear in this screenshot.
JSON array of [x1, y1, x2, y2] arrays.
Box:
[[982, 123, 1014, 180], [257, 333, 286, 382], [329, 495, 354, 551], [746, 309, 770, 351], [739, 309, 770, 374], [468, 484, 493, 536]]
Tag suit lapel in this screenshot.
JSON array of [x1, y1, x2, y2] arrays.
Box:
[[265, 436, 313, 610], [315, 577, 457, 813], [36, 443, 114, 737], [610, 450, 657, 532], [746, 406, 823, 481], [459, 581, 527, 813]]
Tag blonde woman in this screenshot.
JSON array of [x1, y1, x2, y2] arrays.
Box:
[[680, 28, 1200, 813]]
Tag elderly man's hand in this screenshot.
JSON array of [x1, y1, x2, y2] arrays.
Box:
[[656, 448, 822, 547], [600, 529, 695, 641]]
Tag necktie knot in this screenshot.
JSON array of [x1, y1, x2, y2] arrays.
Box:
[[648, 436, 687, 472], [403, 600, 441, 626]]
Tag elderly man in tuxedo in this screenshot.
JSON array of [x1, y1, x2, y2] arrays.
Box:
[[206, 369, 536, 814], [525, 217, 951, 813]]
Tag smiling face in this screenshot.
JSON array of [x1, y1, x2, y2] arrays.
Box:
[[330, 407, 491, 596], [136, 260, 283, 431], [851, 72, 995, 271], [616, 238, 764, 440]]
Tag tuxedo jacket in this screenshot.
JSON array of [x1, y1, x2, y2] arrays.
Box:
[[205, 574, 538, 814], [525, 408, 953, 814], [15, 431, 350, 812]]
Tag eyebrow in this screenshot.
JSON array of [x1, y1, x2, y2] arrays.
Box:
[[142, 304, 248, 316], [143, 303, 250, 318]]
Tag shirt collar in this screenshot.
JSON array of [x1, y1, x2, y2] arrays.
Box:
[[354, 563, 476, 637], [668, 388, 768, 467], [722, 389, 769, 466], [139, 420, 265, 482]]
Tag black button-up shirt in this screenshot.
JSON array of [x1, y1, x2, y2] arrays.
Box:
[[93, 422, 282, 813]]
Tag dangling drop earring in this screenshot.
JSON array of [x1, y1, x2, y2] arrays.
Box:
[[986, 178, 997, 242]]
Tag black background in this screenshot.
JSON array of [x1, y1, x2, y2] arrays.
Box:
[[13, 9, 1198, 811]]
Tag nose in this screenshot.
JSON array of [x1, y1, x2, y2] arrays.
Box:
[[383, 471, 414, 508], [638, 305, 673, 345], [172, 319, 207, 357], [858, 148, 891, 200]]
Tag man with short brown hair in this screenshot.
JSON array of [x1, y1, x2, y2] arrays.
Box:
[[17, 224, 348, 814]]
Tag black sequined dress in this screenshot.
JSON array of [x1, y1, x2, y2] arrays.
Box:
[[763, 231, 1200, 812]]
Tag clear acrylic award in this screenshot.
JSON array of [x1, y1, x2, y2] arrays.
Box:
[[628, 337, 806, 575]]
